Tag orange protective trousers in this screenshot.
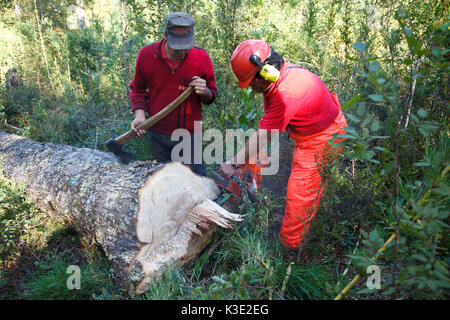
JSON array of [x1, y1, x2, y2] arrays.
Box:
[[279, 95, 348, 249]]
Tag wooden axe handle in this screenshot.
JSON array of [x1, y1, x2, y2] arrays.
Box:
[[114, 86, 194, 146]]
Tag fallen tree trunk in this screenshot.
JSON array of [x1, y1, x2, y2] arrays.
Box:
[[0, 131, 241, 294]]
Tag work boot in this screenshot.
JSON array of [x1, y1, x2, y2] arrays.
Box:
[[283, 241, 308, 264], [267, 213, 284, 240], [286, 248, 300, 262]]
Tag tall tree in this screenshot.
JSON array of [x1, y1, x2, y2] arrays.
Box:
[[33, 0, 55, 93], [120, 0, 131, 101]]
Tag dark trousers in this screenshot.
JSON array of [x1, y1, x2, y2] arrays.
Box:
[[148, 129, 207, 176]]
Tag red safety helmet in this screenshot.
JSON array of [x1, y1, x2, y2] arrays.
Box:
[[230, 40, 271, 88]]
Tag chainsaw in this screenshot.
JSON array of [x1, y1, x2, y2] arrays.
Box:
[[209, 153, 270, 206]]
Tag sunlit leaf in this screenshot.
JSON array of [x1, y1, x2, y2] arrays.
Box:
[[369, 94, 384, 102], [368, 61, 380, 73], [357, 102, 366, 116], [370, 120, 380, 132], [342, 95, 362, 110], [346, 114, 360, 123], [417, 109, 427, 118], [353, 42, 367, 52], [414, 161, 430, 166]]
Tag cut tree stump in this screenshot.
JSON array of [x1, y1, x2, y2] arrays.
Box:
[[0, 131, 242, 295]]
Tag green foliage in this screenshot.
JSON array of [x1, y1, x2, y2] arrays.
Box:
[[0, 177, 39, 267], [224, 88, 263, 130], [0, 0, 448, 300], [332, 10, 449, 298]]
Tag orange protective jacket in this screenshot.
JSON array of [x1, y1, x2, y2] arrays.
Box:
[[259, 64, 347, 248]]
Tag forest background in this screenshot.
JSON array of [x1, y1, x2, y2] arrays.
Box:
[[0, 0, 448, 300]]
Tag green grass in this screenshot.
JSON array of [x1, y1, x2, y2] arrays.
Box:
[[20, 257, 114, 300], [140, 192, 338, 300], [0, 176, 121, 300]]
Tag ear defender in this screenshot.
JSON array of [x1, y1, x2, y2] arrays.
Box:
[[249, 54, 280, 83]]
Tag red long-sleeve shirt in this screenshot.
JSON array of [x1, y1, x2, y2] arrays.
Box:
[[130, 40, 217, 134], [259, 63, 339, 135]]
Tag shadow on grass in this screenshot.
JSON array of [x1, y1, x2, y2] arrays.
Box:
[[1, 224, 118, 300]]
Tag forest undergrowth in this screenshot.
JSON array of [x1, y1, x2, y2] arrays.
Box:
[[0, 0, 448, 300]]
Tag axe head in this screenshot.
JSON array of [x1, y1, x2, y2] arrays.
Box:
[[106, 138, 137, 164]]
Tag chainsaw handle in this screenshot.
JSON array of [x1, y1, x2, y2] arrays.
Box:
[[114, 87, 194, 146], [209, 170, 229, 188]]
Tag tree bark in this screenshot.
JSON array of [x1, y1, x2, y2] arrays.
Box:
[[0, 131, 240, 295]]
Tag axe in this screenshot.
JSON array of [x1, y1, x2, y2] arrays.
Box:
[[106, 86, 194, 164]]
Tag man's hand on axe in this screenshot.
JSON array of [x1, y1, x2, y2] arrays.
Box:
[[130, 76, 211, 138], [190, 76, 214, 104], [131, 109, 147, 137]]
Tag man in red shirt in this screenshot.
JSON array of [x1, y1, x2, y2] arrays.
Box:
[[130, 12, 217, 176], [220, 40, 348, 250]]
